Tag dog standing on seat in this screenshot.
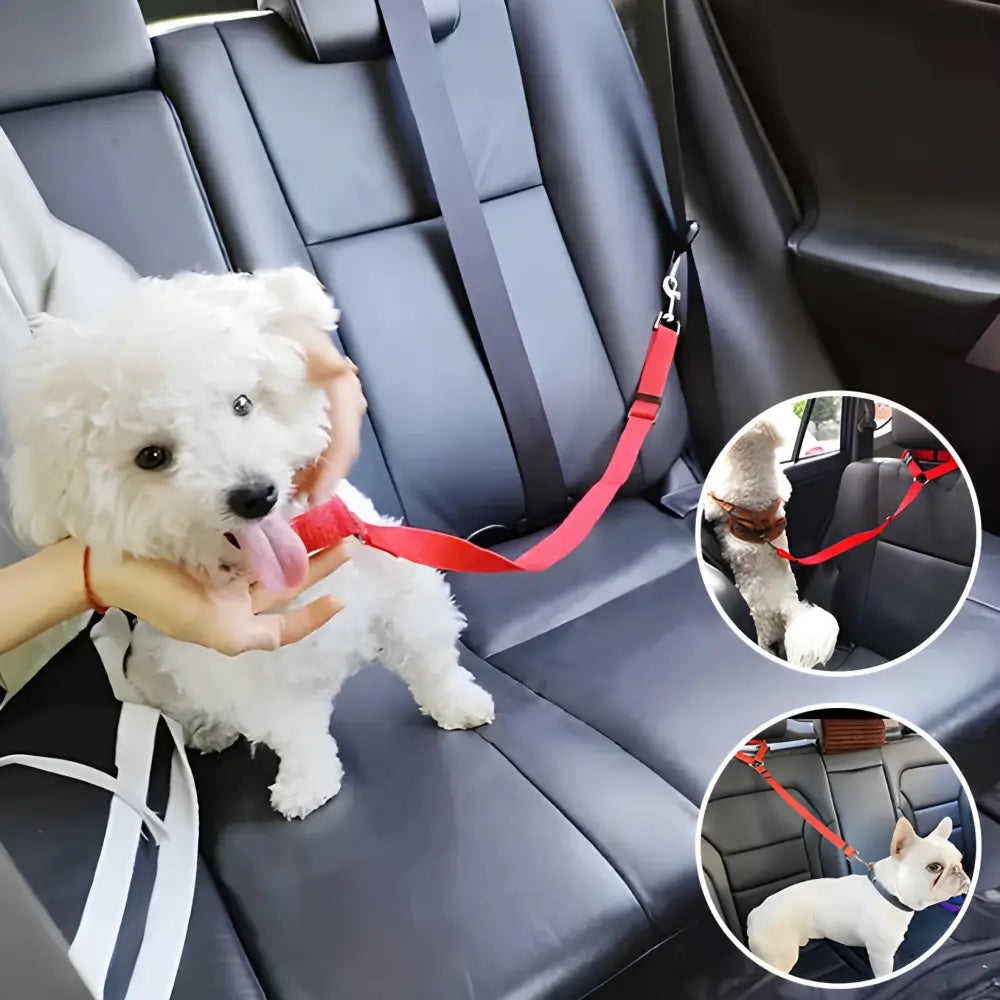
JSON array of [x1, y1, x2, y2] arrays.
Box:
[[4, 268, 495, 819], [704, 417, 839, 668], [747, 816, 970, 979]]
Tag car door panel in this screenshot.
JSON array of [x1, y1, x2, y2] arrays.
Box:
[[687, 0, 1000, 529]]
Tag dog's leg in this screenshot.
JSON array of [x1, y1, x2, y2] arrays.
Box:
[[238, 696, 343, 819], [866, 945, 895, 980], [371, 559, 494, 731]]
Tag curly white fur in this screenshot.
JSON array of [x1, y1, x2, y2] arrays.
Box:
[[704, 417, 839, 669], [4, 268, 494, 818]]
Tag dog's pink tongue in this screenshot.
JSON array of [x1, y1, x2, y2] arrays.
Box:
[[233, 515, 309, 593]]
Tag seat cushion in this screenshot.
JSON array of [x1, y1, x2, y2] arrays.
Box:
[[189, 648, 701, 999], [0, 630, 265, 1000]]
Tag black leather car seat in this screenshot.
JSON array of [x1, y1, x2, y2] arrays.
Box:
[[804, 411, 976, 670], [1, 1, 1000, 997], [701, 720, 972, 983]]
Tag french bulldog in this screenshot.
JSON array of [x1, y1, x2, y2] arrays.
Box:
[[747, 816, 971, 980]]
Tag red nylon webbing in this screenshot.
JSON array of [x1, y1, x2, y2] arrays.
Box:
[[772, 450, 958, 565], [292, 321, 679, 573], [734, 740, 857, 859]]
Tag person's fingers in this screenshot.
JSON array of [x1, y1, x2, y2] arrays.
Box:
[[277, 594, 343, 646], [308, 376, 366, 503], [231, 619, 283, 655], [307, 352, 354, 383], [303, 543, 352, 588], [249, 543, 350, 613]]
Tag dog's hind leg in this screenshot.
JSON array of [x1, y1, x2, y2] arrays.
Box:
[[372, 561, 494, 731]]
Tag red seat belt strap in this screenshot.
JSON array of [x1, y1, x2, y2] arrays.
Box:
[[292, 321, 679, 573], [734, 740, 857, 860], [772, 451, 958, 566]]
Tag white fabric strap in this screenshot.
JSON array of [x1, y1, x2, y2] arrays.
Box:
[[67, 699, 162, 998], [0, 752, 167, 843], [4, 611, 199, 1000], [124, 715, 199, 1000]]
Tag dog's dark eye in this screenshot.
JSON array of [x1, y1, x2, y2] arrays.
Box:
[[926, 862, 943, 873], [232, 394, 253, 417], [135, 445, 171, 471]]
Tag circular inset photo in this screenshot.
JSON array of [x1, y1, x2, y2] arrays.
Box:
[[697, 707, 978, 988], [697, 392, 980, 672]]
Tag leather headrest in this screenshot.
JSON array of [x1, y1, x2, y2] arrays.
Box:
[[262, 0, 460, 63], [0, 0, 154, 115], [890, 409, 944, 452], [817, 717, 888, 754]]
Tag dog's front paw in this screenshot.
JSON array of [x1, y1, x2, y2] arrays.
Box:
[[269, 755, 344, 820], [186, 723, 240, 755], [424, 675, 495, 731]]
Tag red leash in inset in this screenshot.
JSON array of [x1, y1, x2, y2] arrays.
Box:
[[734, 739, 867, 865], [291, 320, 678, 573], [771, 449, 959, 566]]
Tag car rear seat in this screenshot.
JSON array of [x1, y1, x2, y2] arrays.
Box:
[[2, 1, 1000, 997], [804, 411, 976, 670], [701, 720, 973, 982]]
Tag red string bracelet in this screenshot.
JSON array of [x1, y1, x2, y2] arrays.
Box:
[[83, 546, 109, 614]]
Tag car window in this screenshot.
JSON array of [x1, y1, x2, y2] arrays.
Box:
[[778, 395, 842, 463]]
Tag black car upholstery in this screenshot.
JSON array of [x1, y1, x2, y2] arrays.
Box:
[[803, 414, 976, 669], [702, 407, 976, 671], [701, 720, 974, 983], [1, 1, 1000, 998]]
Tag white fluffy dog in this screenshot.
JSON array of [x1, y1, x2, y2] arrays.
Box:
[[703, 418, 839, 669], [5, 268, 495, 818]]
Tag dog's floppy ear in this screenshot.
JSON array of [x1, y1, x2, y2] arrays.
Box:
[[254, 267, 340, 341], [891, 816, 918, 858], [5, 313, 92, 546], [931, 817, 954, 841]]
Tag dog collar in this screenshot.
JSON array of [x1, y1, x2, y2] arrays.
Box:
[[867, 868, 914, 913], [706, 492, 787, 544]]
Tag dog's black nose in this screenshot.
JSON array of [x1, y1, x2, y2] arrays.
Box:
[[227, 480, 279, 520]]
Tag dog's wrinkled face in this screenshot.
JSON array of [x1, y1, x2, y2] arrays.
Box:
[[891, 816, 971, 909], [6, 269, 334, 589]]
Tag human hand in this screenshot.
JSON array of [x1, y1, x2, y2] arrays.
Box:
[[286, 325, 367, 506], [88, 542, 351, 656]]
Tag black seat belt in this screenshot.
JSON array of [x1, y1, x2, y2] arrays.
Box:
[[634, 0, 723, 464], [374, 0, 569, 529]]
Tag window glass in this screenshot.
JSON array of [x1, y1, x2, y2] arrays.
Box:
[[777, 395, 842, 463]]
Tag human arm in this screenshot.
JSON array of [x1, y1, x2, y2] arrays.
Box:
[[0, 539, 351, 657]]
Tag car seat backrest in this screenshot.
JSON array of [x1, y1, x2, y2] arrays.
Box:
[[881, 735, 975, 868], [263, 0, 461, 61], [152, 0, 690, 534], [820, 746, 898, 866], [0, 0, 227, 281], [701, 745, 848, 941], [803, 416, 976, 658]]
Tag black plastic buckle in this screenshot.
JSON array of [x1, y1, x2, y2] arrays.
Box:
[[902, 450, 928, 484]]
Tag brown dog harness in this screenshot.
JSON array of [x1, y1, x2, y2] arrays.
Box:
[[707, 492, 787, 543]]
